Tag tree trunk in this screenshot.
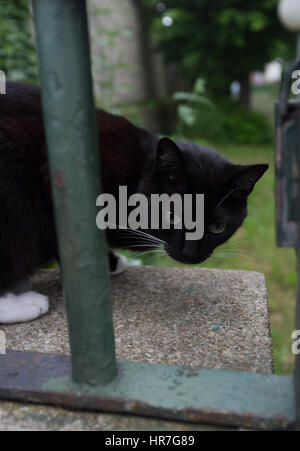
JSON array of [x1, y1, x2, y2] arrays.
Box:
[[132, 0, 156, 99], [239, 76, 251, 109]]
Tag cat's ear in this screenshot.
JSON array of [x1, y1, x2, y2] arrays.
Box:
[[228, 164, 269, 196], [156, 138, 183, 169]]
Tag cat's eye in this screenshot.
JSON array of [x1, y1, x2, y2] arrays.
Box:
[[165, 210, 181, 225], [209, 223, 226, 234]]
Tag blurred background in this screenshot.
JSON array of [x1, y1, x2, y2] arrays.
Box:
[[1, 0, 298, 374]]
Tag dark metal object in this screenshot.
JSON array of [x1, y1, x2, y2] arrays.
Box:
[[275, 58, 300, 430], [0, 350, 295, 430], [296, 248, 300, 430], [276, 59, 300, 247], [32, 0, 117, 386]]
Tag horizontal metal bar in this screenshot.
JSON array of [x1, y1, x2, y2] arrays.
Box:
[[0, 350, 295, 430]]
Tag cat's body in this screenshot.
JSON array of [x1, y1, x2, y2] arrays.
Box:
[[0, 82, 268, 324]]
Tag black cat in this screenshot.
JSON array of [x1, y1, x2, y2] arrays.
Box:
[[0, 82, 268, 324]]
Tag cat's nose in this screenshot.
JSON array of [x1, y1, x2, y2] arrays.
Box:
[[181, 241, 200, 263]]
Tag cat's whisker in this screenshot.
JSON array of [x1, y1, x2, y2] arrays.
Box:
[[215, 188, 241, 209], [211, 254, 228, 261], [228, 239, 251, 245], [133, 248, 165, 259], [125, 230, 166, 246], [217, 249, 251, 255], [126, 230, 166, 245], [109, 223, 166, 246], [120, 239, 165, 251], [164, 245, 176, 260], [121, 232, 163, 244], [214, 249, 241, 256], [140, 249, 166, 266], [213, 250, 253, 263], [121, 244, 161, 249], [144, 256, 159, 265], [118, 234, 161, 247], [217, 248, 257, 257], [111, 231, 163, 248]]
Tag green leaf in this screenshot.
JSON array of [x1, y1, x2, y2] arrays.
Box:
[[177, 105, 196, 127], [173, 92, 215, 109], [193, 78, 206, 94]]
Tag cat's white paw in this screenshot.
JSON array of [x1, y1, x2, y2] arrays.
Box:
[[0, 291, 49, 324], [110, 254, 128, 276]]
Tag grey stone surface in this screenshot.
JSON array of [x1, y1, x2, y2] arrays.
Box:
[[0, 401, 229, 431], [0, 266, 273, 430]]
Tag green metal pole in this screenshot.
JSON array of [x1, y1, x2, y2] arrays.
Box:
[[32, 0, 117, 386]]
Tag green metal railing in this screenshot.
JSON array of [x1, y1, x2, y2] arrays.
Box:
[[32, 0, 117, 386]]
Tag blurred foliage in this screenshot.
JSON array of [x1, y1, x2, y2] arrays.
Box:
[[140, 0, 295, 99], [173, 77, 216, 130], [219, 102, 273, 144], [0, 0, 38, 84], [174, 84, 273, 145]]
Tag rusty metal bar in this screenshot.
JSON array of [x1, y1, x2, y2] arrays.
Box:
[[0, 350, 296, 430], [32, 0, 117, 386]]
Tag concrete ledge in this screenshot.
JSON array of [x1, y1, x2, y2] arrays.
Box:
[[0, 266, 273, 430], [3, 266, 273, 373]]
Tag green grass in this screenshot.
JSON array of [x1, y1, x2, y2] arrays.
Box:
[[121, 143, 296, 375], [252, 82, 279, 124]]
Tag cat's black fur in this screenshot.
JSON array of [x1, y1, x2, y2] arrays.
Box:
[[0, 82, 268, 293]]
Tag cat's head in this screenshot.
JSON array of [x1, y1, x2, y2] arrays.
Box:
[[138, 137, 268, 265]]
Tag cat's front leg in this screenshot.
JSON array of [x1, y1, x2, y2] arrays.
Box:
[[0, 290, 49, 324], [11, 278, 32, 295], [0, 252, 127, 324], [109, 251, 128, 276]]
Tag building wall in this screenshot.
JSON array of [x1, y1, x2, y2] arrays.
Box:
[[87, 0, 188, 133], [88, 0, 149, 105]]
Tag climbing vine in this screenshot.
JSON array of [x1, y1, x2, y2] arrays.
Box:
[[0, 0, 38, 84]]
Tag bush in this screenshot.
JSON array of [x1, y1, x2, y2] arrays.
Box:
[[220, 101, 273, 145], [177, 100, 273, 146], [0, 0, 38, 84]]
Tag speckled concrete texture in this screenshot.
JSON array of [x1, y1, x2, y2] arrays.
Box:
[[2, 266, 273, 373], [0, 401, 230, 431], [0, 266, 273, 430]]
